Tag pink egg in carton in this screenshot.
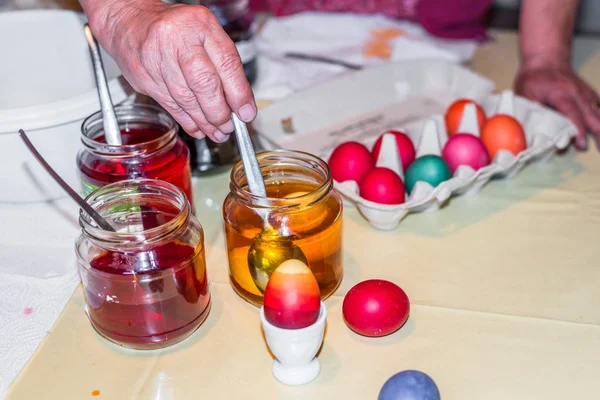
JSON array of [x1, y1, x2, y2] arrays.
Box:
[[325, 90, 577, 230]]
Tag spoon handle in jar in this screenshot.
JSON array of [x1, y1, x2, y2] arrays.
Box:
[[83, 24, 122, 146], [232, 113, 267, 197], [18, 130, 117, 232]]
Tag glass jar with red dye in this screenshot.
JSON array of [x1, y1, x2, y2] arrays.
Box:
[[75, 179, 211, 349], [77, 104, 194, 211]]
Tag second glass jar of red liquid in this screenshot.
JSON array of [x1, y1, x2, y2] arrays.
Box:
[[77, 104, 194, 210], [75, 179, 211, 349]]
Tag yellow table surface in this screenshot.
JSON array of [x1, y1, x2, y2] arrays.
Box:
[[7, 30, 600, 399]]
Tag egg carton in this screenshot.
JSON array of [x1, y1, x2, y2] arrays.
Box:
[[323, 90, 577, 230]]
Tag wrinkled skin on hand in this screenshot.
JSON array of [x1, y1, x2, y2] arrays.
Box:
[[515, 61, 600, 151], [90, 2, 257, 143]]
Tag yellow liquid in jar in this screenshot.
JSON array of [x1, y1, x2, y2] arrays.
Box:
[[224, 181, 343, 306]]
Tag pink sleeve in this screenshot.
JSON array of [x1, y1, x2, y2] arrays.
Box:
[[251, 0, 411, 19], [416, 0, 493, 40], [249, 0, 268, 12], [249, 0, 493, 40]]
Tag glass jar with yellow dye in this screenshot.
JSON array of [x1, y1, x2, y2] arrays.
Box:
[[222, 150, 343, 306]]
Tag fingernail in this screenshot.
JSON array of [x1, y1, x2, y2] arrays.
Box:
[[576, 137, 588, 150], [218, 120, 234, 134], [238, 103, 256, 122], [190, 130, 205, 140], [213, 130, 230, 143]]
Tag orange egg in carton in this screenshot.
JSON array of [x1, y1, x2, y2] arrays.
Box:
[[324, 90, 577, 230]]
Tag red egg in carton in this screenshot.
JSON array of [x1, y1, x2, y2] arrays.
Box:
[[325, 90, 577, 230]]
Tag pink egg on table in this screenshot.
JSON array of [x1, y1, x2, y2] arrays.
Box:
[[342, 279, 410, 337], [372, 130, 416, 172], [441, 133, 490, 174], [359, 167, 405, 205], [328, 141, 374, 184]]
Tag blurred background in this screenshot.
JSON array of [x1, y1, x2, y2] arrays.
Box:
[[2, 0, 600, 35], [490, 0, 600, 35]]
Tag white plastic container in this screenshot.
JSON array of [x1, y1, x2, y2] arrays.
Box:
[[253, 59, 496, 154], [0, 10, 132, 203], [260, 302, 327, 386]]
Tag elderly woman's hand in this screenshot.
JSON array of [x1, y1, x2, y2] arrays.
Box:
[[515, 55, 600, 151], [83, 0, 256, 143]]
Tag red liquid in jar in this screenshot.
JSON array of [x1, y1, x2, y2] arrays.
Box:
[[83, 212, 210, 348], [78, 127, 194, 208]]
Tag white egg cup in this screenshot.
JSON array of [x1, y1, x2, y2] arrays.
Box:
[[260, 301, 327, 386]]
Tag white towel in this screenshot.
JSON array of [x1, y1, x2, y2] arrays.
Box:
[[0, 198, 81, 398]]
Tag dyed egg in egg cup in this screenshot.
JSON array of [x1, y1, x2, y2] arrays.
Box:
[[323, 90, 577, 231], [260, 259, 326, 386]]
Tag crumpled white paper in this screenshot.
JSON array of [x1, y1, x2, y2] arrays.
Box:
[[252, 12, 479, 101]]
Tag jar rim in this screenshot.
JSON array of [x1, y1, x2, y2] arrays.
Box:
[[80, 103, 177, 157], [78, 178, 191, 249], [229, 149, 333, 209]]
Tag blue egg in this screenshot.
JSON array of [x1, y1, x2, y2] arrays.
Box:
[[378, 370, 440, 400]]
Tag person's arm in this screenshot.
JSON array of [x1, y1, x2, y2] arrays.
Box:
[[515, 0, 600, 150], [79, 0, 257, 143], [519, 0, 576, 68]]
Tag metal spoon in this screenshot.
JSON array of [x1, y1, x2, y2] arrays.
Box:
[[84, 23, 122, 146], [231, 114, 307, 293], [19, 130, 116, 232], [284, 52, 363, 70], [232, 113, 267, 197]]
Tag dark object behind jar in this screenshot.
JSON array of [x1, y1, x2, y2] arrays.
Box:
[[135, 95, 263, 176], [170, 0, 260, 174], [180, 124, 263, 175]]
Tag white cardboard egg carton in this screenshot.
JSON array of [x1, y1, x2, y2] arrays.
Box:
[[325, 90, 577, 230]]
